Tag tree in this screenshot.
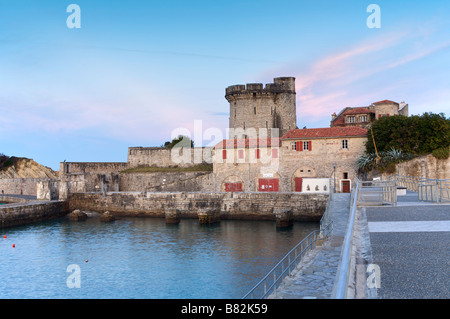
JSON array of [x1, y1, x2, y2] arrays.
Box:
[[163, 135, 194, 149], [366, 112, 449, 156]]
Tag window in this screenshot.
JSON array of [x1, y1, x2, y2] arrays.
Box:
[[360, 115, 367, 122], [254, 107, 257, 115], [238, 149, 244, 159], [342, 139, 348, 149], [291, 142, 297, 151], [347, 116, 355, 123], [343, 172, 348, 179], [303, 141, 312, 151]]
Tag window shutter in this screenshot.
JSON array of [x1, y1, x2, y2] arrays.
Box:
[[296, 141, 301, 152], [255, 149, 260, 159], [222, 150, 227, 160], [238, 149, 244, 159], [299, 141, 303, 151], [272, 148, 278, 158], [309, 141, 312, 151]]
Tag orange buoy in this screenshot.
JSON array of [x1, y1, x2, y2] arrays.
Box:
[[12, 244, 15, 248], [3, 235, 6, 239]]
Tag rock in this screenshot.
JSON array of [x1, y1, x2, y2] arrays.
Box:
[[69, 209, 88, 221], [100, 211, 115, 222]]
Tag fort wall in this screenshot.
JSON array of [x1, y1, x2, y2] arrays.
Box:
[[68, 191, 328, 222], [127, 147, 213, 168]]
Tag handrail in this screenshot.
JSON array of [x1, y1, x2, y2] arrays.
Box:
[[242, 223, 333, 299], [331, 178, 359, 299], [242, 191, 334, 299]]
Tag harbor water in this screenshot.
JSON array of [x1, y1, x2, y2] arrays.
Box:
[[0, 217, 318, 299]]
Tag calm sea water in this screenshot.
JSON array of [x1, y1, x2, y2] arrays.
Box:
[[0, 217, 318, 299]]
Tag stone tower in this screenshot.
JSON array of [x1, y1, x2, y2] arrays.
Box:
[[225, 77, 297, 139]]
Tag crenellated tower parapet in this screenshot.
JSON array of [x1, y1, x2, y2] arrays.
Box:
[[225, 77, 297, 139]]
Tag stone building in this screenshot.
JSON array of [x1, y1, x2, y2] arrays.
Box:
[[225, 77, 297, 139], [213, 127, 367, 193], [330, 100, 409, 129]]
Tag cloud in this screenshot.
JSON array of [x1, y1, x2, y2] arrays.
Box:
[[282, 23, 450, 127]]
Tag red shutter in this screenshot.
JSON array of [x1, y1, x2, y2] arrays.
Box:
[[299, 141, 303, 151], [222, 150, 227, 159], [255, 149, 260, 159], [238, 149, 244, 159], [309, 141, 312, 151], [236, 183, 242, 192], [272, 148, 278, 158], [296, 141, 301, 152], [295, 178, 303, 192]]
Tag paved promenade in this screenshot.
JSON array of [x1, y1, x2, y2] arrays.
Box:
[[271, 190, 450, 299], [365, 192, 450, 299], [269, 193, 351, 299]]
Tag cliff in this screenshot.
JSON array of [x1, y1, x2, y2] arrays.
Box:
[[0, 156, 58, 179]]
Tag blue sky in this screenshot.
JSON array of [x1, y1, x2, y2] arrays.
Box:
[[1, 0, 449, 170]]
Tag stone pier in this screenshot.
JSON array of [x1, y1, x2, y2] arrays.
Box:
[[274, 209, 294, 228], [165, 208, 181, 224], [197, 208, 220, 225]]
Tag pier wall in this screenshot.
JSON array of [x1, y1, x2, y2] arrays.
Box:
[[0, 201, 69, 228], [68, 192, 328, 221]]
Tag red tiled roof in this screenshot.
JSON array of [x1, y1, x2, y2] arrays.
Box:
[[214, 138, 281, 149], [344, 107, 374, 115], [331, 107, 374, 125], [281, 127, 368, 140], [372, 100, 399, 105]]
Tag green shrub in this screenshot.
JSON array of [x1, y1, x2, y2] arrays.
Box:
[[432, 147, 450, 160]]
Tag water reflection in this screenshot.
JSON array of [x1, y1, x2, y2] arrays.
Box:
[[0, 217, 318, 299]]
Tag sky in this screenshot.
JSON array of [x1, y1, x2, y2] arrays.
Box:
[[0, 0, 449, 170]]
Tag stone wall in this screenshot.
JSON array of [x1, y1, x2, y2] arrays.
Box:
[[68, 192, 328, 221], [119, 171, 214, 192], [127, 147, 213, 168], [0, 201, 69, 228], [0, 178, 56, 196], [60, 162, 128, 175], [382, 153, 450, 180]]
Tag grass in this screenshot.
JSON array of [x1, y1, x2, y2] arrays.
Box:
[[121, 163, 213, 173]]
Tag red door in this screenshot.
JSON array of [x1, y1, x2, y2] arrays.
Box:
[[259, 179, 279, 192], [225, 183, 243, 192], [342, 181, 350, 193], [295, 177, 303, 192]]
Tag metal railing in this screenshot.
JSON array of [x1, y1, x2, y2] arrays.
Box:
[[243, 192, 334, 299], [242, 222, 333, 299], [418, 178, 450, 202], [357, 179, 397, 206], [331, 178, 360, 299], [387, 175, 450, 203]]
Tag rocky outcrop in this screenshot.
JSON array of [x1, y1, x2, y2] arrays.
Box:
[[0, 157, 58, 179]]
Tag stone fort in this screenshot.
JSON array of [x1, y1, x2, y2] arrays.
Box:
[[11, 76, 444, 204]]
